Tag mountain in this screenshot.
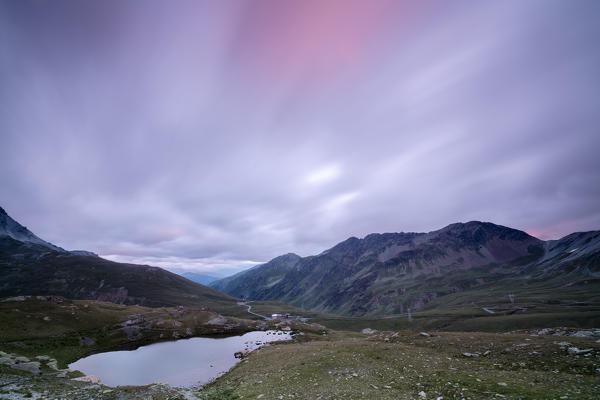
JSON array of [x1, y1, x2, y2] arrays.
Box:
[[0, 206, 65, 254], [211, 253, 301, 299], [178, 272, 220, 285], [210, 221, 600, 316], [0, 207, 239, 312]]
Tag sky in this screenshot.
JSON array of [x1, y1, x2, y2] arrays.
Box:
[[1, 0, 600, 277]]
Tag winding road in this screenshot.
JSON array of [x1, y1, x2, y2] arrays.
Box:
[[238, 301, 269, 320]]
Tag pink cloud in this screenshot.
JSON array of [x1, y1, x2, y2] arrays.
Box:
[[232, 0, 416, 85]]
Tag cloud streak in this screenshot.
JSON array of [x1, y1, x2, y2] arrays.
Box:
[[1, 0, 599, 275]]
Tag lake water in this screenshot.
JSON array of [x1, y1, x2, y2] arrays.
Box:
[[68, 330, 292, 387]]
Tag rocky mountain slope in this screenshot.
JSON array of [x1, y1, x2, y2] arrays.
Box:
[[211, 222, 600, 316], [0, 207, 239, 313], [0, 206, 65, 254], [211, 253, 301, 300]]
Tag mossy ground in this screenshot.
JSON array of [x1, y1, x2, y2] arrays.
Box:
[[199, 330, 600, 399]]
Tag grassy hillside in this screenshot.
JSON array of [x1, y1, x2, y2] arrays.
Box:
[[0, 253, 248, 317]]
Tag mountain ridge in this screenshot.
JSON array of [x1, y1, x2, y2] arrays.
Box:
[[0, 207, 240, 313], [210, 221, 600, 316], [0, 206, 65, 253]]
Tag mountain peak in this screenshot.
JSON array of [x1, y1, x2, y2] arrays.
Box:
[[0, 206, 65, 252]]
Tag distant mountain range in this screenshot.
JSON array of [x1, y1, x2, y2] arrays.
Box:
[[177, 272, 219, 285], [210, 221, 600, 316], [0, 207, 238, 312]]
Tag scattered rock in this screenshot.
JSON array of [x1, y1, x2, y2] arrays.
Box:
[[419, 332, 430, 337], [122, 314, 145, 326], [571, 330, 600, 338], [47, 360, 59, 370], [567, 347, 593, 355], [0, 357, 15, 365], [498, 382, 508, 387], [72, 375, 101, 383], [35, 355, 51, 361], [43, 316, 51, 321], [483, 350, 491, 356], [15, 356, 30, 362], [462, 352, 480, 358], [361, 328, 377, 335], [11, 362, 41, 375], [418, 390, 427, 398], [370, 384, 379, 389], [206, 316, 228, 325], [56, 370, 68, 378], [2, 296, 29, 302]]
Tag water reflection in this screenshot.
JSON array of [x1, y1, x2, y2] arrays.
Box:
[[69, 330, 292, 387]]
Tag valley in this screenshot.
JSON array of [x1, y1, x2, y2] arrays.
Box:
[[1, 297, 599, 399], [1, 207, 599, 399], [210, 222, 600, 318]]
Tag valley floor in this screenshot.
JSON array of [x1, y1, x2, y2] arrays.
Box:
[[1, 298, 599, 399], [2, 329, 599, 399]]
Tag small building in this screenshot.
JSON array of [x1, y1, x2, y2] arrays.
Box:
[[270, 313, 308, 322]]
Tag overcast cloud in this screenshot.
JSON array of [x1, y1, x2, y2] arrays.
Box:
[[1, 0, 599, 276]]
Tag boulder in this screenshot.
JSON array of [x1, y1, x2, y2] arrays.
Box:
[[568, 347, 593, 355], [206, 316, 227, 325], [235, 350, 251, 359], [11, 362, 41, 375]]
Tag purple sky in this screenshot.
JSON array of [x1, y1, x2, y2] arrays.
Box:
[[1, 1, 599, 276]]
